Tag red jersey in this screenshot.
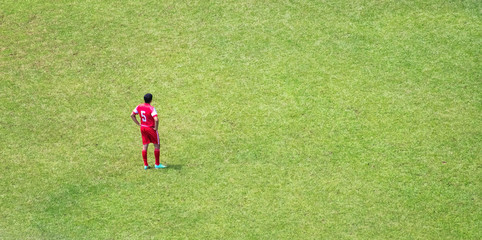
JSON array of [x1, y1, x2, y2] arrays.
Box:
[[132, 103, 158, 127]]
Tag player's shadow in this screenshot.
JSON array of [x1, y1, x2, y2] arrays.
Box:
[[166, 164, 182, 170]]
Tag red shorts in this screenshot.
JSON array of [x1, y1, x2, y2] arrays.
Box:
[[140, 126, 159, 145]]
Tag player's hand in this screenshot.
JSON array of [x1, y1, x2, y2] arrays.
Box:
[[153, 127, 158, 131]]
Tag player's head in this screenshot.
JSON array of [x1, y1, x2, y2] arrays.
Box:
[[144, 93, 153, 103]]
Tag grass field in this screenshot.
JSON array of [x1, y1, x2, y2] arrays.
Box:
[[1, 0, 481, 239]]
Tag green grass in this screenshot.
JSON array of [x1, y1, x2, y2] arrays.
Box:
[[1, 0, 480, 239]]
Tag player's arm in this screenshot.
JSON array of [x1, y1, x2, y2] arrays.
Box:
[[153, 116, 159, 131], [131, 112, 141, 126]]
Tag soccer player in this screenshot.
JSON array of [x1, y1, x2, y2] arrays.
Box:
[[131, 93, 167, 170]]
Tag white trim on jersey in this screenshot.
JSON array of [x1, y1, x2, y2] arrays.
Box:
[[151, 107, 157, 117], [133, 106, 139, 114]]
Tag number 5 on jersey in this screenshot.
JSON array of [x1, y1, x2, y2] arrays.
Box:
[[141, 111, 147, 122]]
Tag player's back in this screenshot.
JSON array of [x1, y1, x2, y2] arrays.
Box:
[[133, 103, 158, 127]]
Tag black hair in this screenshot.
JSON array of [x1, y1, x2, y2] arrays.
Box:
[[144, 93, 153, 103]]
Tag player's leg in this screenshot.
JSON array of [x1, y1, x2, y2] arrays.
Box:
[[152, 130, 166, 169], [142, 144, 149, 169], [154, 144, 160, 166], [154, 144, 165, 168], [141, 127, 150, 169]]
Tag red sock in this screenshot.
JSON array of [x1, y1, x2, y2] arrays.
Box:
[[154, 149, 160, 166], [142, 150, 148, 166]]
